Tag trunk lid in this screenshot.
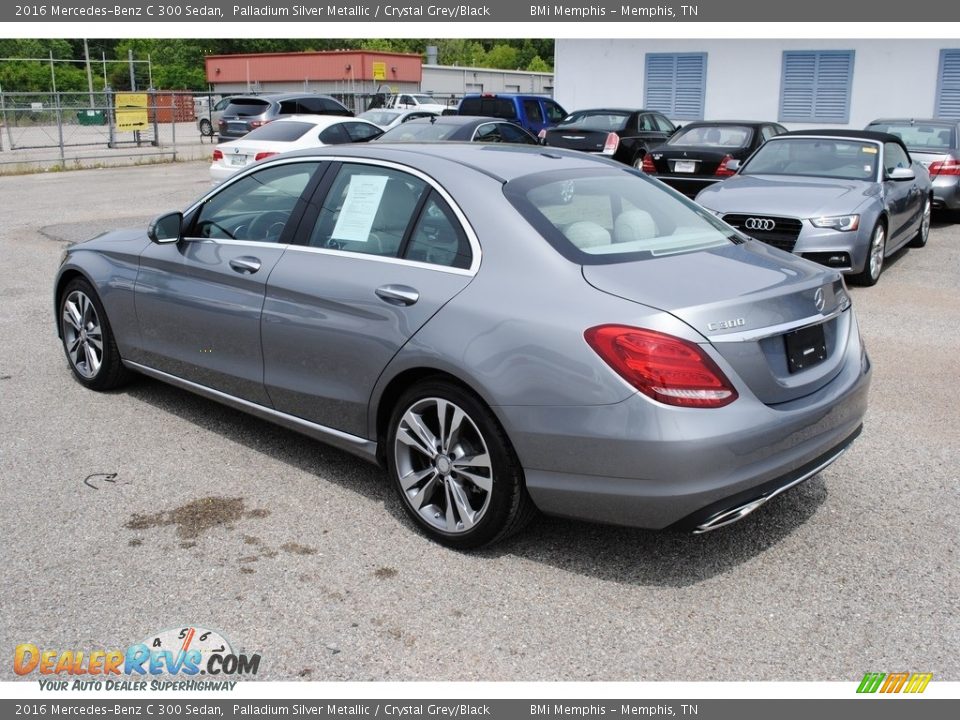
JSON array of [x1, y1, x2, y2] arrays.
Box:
[[543, 128, 611, 153], [582, 242, 852, 405], [648, 146, 738, 176]]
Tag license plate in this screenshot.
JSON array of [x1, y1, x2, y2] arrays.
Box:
[[674, 160, 697, 173], [229, 155, 248, 166], [784, 324, 827, 373]]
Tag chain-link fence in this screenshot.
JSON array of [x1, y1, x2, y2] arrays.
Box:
[[0, 89, 213, 171], [0, 89, 468, 172]]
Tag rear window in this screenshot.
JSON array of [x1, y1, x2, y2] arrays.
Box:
[[459, 97, 517, 120], [243, 121, 314, 142], [668, 124, 753, 148], [866, 123, 956, 151], [556, 111, 630, 132], [504, 168, 736, 265], [223, 99, 270, 116]]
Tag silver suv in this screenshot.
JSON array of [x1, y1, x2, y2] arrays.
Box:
[[217, 93, 353, 141]]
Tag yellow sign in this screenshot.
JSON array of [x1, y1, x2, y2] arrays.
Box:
[[372, 62, 386, 81], [115, 93, 148, 132]]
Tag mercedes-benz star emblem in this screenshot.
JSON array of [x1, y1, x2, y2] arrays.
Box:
[[814, 287, 826, 313]]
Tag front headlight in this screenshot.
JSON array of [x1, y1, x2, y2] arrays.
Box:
[[811, 214, 860, 231]]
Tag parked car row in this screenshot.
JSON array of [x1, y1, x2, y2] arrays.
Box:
[[56, 142, 872, 548]]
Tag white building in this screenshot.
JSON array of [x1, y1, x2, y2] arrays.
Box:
[[555, 39, 960, 128]]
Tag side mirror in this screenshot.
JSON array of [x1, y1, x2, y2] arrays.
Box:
[[670, 125, 683, 135], [147, 211, 183, 244], [888, 167, 915, 181], [724, 159, 741, 173]]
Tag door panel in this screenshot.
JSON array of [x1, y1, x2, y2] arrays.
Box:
[[262, 253, 471, 436]]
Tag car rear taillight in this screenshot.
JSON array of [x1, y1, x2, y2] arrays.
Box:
[[715, 154, 737, 177], [641, 155, 656, 173], [538, 129, 547, 141], [584, 325, 738, 408], [212, 149, 223, 161], [254, 152, 277, 161], [249, 120, 265, 129], [602, 132, 619, 155], [928, 157, 960, 177]]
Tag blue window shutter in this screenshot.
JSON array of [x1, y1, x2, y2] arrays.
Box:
[[645, 53, 705, 120], [936, 49, 960, 119], [780, 50, 854, 123]]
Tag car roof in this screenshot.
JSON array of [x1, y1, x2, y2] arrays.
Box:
[[680, 120, 779, 127], [265, 115, 364, 128], [405, 115, 506, 126], [867, 118, 959, 127], [563, 108, 653, 114], [272, 142, 624, 183]]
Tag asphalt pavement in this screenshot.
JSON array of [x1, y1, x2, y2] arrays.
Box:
[[0, 162, 957, 682]]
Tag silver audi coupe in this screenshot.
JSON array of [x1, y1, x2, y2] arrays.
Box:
[[55, 144, 871, 547]]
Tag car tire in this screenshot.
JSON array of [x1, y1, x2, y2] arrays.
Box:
[[59, 278, 131, 391], [386, 379, 535, 549], [909, 196, 931, 248], [199, 118, 213, 137], [850, 220, 886, 287]]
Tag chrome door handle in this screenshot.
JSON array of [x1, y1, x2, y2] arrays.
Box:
[[375, 284, 419, 306], [229, 256, 262, 274]]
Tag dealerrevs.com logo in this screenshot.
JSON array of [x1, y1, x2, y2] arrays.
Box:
[[14, 626, 261, 691], [857, 672, 933, 694]]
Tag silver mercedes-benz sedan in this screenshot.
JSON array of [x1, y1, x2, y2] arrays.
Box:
[[54, 144, 871, 548], [696, 130, 933, 286]]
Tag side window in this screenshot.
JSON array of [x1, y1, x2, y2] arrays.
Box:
[[214, 97, 232, 111], [473, 123, 504, 143], [653, 114, 676, 133], [319, 124, 350, 145], [544, 101, 566, 123], [760, 125, 776, 141], [403, 193, 472, 270], [638, 114, 657, 131], [343, 122, 382, 142], [498, 123, 537, 145], [278, 99, 301, 114], [307, 164, 428, 257], [191, 163, 319, 243], [320, 98, 346, 114], [883, 142, 910, 175], [522, 99, 543, 123]]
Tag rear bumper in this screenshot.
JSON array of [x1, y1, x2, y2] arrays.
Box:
[[497, 335, 871, 531], [931, 176, 960, 210]]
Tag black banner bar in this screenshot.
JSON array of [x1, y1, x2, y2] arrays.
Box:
[[2, 699, 958, 720], [3, 0, 958, 23]]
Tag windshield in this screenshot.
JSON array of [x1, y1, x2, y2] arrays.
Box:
[[410, 95, 435, 104], [504, 168, 737, 265], [359, 110, 401, 126], [376, 121, 459, 142], [668, 124, 753, 148], [555, 111, 630, 132], [741, 137, 879, 180], [866, 123, 956, 151]]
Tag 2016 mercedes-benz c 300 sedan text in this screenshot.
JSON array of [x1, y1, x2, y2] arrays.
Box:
[[55, 144, 871, 547]]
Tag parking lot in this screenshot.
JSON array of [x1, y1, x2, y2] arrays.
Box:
[[0, 161, 957, 682]]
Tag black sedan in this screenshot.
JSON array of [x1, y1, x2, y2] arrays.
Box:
[[642, 121, 788, 198], [373, 115, 539, 144], [539, 108, 677, 168]]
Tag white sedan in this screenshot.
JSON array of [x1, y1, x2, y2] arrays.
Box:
[[209, 115, 383, 184]]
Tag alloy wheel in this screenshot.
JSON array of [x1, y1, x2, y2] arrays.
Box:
[[61, 289, 104, 379], [393, 397, 494, 534]]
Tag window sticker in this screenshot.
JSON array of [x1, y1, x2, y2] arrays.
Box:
[[331, 175, 389, 243], [862, 146, 878, 154]]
